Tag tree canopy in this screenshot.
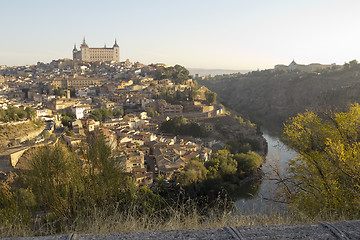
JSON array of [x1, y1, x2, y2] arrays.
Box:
[[154, 65, 190, 84], [205, 90, 217, 105], [180, 159, 207, 186], [61, 110, 75, 127], [22, 134, 139, 220], [205, 149, 262, 179], [282, 103, 360, 218], [53, 87, 66, 97], [0, 106, 36, 122], [88, 108, 123, 121], [160, 115, 207, 138]]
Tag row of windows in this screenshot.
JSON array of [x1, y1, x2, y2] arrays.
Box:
[[89, 50, 114, 53], [90, 55, 114, 57], [90, 57, 114, 60]]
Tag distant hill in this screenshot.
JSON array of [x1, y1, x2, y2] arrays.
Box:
[[188, 68, 251, 77], [198, 63, 360, 134]]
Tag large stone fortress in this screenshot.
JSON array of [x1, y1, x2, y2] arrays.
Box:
[[275, 60, 336, 72], [73, 38, 119, 62]]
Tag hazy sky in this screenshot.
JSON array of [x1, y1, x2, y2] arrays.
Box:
[[1, 0, 360, 70]]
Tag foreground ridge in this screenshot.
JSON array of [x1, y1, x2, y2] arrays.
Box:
[[6, 220, 360, 240]]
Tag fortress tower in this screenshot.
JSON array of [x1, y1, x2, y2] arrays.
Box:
[[73, 38, 119, 62]]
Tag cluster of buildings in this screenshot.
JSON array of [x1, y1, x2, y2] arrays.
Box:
[[0, 39, 263, 186], [274, 60, 336, 72]]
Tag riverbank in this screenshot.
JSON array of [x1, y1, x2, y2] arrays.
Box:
[[234, 133, 296, 214]]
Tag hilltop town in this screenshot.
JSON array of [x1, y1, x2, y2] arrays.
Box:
[[0, 55, 266, 187]]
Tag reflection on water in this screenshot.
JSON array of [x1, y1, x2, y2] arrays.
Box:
[[234, 132, 297, 214], [230, 178, 262, 200]]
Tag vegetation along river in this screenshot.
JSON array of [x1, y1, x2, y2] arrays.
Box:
[[234, 132, 297, 214]]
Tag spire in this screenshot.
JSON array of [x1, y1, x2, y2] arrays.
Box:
[[73, 43, 77, 51], [113, 38, 119, 47], [104, 43, 107, 48], [81, 37, 88, 48]]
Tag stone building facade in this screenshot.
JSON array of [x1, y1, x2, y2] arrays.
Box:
[[73, 38, 119, 62], [52, 77, 105, 89], [275, 60, 336, 72]]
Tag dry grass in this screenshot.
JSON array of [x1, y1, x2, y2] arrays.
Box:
[[1, 201, 354, 239], [44, 210, 295, 236], [0, 204, 308, 239]]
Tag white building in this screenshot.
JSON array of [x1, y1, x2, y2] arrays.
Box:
[[72, 105, 90, 119]]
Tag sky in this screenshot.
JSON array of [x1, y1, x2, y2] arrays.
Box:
[[1, 0, 360, 70]]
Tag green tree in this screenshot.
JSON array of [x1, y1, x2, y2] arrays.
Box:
[[113, 109, 124, 117], [160, 115, 185, 134], [154, 65, 190, 84], [189, 88, 198, 101], [25, 107, 36, 120], [173, 64, 190, 84], [146, 107, 159, 117], [99, 108, 113, 120], [23, 143, 83, 219], [160, 116, 206, 137], [234, 151, 263, 175], [53, 87, 66, 97], [0, 106, 33, 122], [61, 111, 75, 127], [88, 109, 102, 121], [0, 176, 35, 227], [349, 59, 358, 68], [70, 88, 76, 98], [23, 134, 138, 220], [15, 108, 27, 119], [282, 104, 360, 218], [180, 160, 207, 186], [192, 79, 199, 90], [205, 90, 217, 105], [80, 133, 137, 211], [5, 106, 19, 121], [205, 149, 237, 177], [88, 108, 114, 121]]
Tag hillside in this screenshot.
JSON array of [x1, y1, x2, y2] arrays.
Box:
[[188, 68, 251, 76], [0, 121, 44, 151], [199, 62, 360, 134]]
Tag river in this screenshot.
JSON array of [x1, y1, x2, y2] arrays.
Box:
[[234, 132, 297, 214]]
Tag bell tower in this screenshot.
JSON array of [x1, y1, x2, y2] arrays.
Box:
[[72, 43, 80, 60], [80, 37, 89, 61], [113, 39, 120, 62]]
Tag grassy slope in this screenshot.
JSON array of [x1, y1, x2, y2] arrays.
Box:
[[0, 121, 44, 151]]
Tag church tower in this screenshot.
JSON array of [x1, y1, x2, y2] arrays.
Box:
[[72, 43, 80, 60], [113, 39, 120, 62], [80, 37, 90, 61]]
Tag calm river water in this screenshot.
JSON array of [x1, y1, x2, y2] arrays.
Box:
[[234, 132, 297, 214]]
